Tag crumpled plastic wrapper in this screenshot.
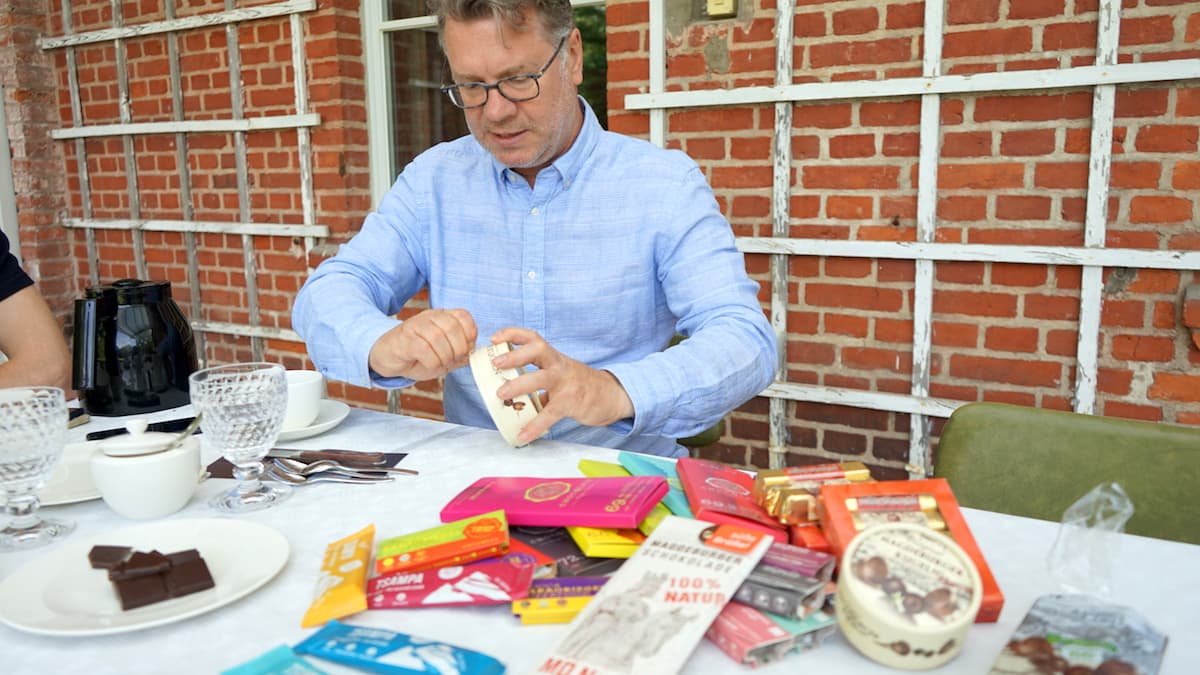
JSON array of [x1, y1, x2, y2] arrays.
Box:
[[1046, 482, 1134, 597]]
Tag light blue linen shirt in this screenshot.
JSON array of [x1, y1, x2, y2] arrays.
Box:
[[293, 99, 776, 457]]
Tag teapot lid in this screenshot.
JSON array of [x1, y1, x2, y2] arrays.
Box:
[[98, 419, 179, 457], [85, 279, 172, 304]]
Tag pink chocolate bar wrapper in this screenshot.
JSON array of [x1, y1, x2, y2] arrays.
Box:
[[439, 476, 668, 529], [367, 559, 535, 609]]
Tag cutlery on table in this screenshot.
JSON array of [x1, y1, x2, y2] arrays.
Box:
[[266, 448, 387, 465], [266, 464, 393, 486], [273, 456, 418, 477]]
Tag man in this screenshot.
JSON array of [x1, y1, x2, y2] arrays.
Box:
[[0, 230, 72, 391], [293, 0, 775, 456]]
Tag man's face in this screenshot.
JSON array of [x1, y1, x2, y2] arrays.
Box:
[[443, 14, 584, 181]]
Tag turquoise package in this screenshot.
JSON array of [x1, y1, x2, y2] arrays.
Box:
[[221, 645, 327, 675], [295, 621, 506, 675]]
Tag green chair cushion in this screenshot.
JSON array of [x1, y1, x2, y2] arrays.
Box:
[[933, 402, 1200, 545]]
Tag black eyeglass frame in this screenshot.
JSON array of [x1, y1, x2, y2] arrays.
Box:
[[441, 37, 568, 110]]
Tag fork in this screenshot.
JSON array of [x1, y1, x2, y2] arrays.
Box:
[[267, 462, 393, 485]]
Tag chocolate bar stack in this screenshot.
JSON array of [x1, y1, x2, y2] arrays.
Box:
[[89, 545, 215, 610]]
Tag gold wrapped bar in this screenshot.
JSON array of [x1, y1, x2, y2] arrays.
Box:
[[753, 462, 872, 501], [846, 494, 947, 531]]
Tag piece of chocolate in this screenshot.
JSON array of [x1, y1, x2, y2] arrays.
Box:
[[108, 549, 172, 581], [88, 545, 132, 570], [164, 556, 215, 598], [165, 548, 201, 566], [114, 574, 169, 610]]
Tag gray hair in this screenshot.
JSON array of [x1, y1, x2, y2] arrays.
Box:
[[426, 0, 575, 44]]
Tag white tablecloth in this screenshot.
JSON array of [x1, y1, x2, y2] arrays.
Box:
[[1, 405, 1196, 674]]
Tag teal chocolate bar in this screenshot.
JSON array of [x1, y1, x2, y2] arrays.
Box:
[[295, 620, 506, 675]]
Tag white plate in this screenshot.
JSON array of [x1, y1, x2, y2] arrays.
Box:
[[276, 399, 351, 441], [0, 518, 289, 636], [0, 441, 103, 508]]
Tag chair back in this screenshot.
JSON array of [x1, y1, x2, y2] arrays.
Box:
[[934, 402, 1200, 545]]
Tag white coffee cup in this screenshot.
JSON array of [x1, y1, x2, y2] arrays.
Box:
[[283, 369, 324, 431]]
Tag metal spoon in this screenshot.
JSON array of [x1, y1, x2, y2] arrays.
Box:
[[267, 463, 392, 485], [273, 456, 419, 477]]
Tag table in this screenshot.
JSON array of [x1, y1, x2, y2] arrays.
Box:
[[1, 405, 1196, 674]]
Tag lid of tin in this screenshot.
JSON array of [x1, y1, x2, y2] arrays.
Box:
[[841, 522, 982, 632]]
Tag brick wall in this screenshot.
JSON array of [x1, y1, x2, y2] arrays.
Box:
[[10, 0, 1198, 475], [606, 0, 1199, 476]]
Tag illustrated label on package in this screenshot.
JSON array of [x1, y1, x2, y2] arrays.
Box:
[[534, 515, 771, 675]]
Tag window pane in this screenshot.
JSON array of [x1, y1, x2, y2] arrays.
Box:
[[388, 0, 428, 21], [387, 29, 469, 174]]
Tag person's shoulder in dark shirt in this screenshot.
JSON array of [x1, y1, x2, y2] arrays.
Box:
[[1, 230, 34, 301]]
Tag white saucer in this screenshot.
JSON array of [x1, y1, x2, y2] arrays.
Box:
[[276, 399, 351, 441], [0, 518, 289, 636], [0, 441, 103, 508]]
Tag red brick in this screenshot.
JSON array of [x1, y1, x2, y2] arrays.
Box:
[[1110, 334, 1176, 361], [875, 317, 914, 343], [1135, 126, 1199, 153], [1102, 401, 1164, 422], [1008, 0, 1065, 19], [1101, 300, 1146, 327], [824, 256, 872, 278], [861, 100, 922, 126], [809, 38, 915, 68], [985, 326, 1040, 353], [1147, 372, 1200, 402], [949, 355, 1063, 387], [805, 283, 905, 311], [787, 339, 837, 366], [1129, 196, 1194, 224], [803, 165, 900, 189], [826, 313, 870, 337], [1045, 329, 1077, 356], [827, 196, 873, 219], [1110, 162, 1163, 189], [934, 290, 1018, 317], [992, 263, 1048, 287], [996, 195, 1052, 220], [1025, 294, 1081, 321], [999, 129, 1056, 156]]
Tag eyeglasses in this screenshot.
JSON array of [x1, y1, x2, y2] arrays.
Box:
[[441, 37, 567, 109]]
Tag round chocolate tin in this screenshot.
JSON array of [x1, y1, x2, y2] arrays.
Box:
[[836, 522, 982, 670]]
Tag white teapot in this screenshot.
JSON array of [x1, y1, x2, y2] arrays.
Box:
[[90, 418, 202, 519]]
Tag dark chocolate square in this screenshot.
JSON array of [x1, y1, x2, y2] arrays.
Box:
[[114, 574, 169, 610], [164, 557, 215, 598], [165, 548, 201, 566], [88, 545, 132, 570], [108, 549, 171, 581]]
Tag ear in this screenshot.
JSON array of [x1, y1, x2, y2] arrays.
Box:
[[568, 27, 584, 86]]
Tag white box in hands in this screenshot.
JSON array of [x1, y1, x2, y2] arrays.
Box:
[[469, 342, 543, 447]]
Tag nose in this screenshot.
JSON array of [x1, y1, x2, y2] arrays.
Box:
[[480, 89, 518, 121]]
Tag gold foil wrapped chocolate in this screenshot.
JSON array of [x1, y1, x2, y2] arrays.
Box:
[[754, 462, 873, 525], [846, 493, 947, 531]]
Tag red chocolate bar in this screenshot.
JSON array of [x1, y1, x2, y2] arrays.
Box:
[[367, 559, 535, 609]]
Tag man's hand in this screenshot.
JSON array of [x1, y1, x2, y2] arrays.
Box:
[[488, 327, 634, 445], [368, 309, 478, 381]]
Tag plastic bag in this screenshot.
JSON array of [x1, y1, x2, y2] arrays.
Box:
[[1045, 482, 1134, 597]]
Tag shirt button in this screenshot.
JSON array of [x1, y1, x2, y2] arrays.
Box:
[[531, 207, 540, 215], [527, 271, 536, 280]]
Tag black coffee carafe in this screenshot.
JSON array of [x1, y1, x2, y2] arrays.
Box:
[[72, 279, 199, 416]]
